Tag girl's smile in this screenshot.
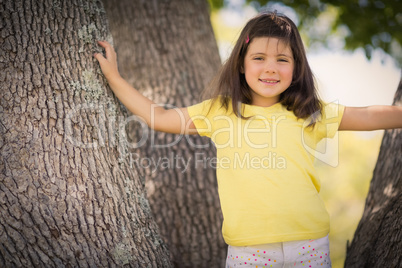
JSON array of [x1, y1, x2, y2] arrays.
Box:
[[243, 37, 294, 107]]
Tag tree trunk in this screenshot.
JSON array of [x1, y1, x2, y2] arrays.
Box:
[[102, 0, 227, 267], [344, 76, 402, 267], [0, 0, 171, 267]]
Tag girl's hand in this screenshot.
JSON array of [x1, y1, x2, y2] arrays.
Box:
[[93, 40, 197, 135], [94, 41, 121, 81]]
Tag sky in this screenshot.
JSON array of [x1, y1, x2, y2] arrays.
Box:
[[214, 1, 401, 108]]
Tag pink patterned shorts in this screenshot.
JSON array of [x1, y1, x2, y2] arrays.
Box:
[[226, 235, 331, 268]]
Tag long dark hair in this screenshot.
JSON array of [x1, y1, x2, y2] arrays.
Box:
[[204, 11, 322, 120]]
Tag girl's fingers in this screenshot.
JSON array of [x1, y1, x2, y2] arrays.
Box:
[[93, 52, 106, 63], [94, 41, 120, 79], [97, 40, 110, 48], [97, 40, 115, 61]]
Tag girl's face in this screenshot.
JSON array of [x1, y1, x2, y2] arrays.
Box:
[[243, 37, 294, 107]]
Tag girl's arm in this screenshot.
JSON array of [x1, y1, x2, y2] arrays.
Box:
[[94, 41, 197, 135], [339, 105, 402, 131]]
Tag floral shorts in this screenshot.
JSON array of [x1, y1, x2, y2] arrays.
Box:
[[226, 235, 331, 268]]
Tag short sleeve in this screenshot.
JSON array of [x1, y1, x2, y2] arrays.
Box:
[[187, 99, 215, 138], [315, 102, 345, 140]]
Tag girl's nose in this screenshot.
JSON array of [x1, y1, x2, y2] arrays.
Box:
[[264, 60, 277, 73]]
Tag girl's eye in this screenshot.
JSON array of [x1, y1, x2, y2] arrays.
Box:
[[253, 57, 264, 61], [278, 58, 289, 62]]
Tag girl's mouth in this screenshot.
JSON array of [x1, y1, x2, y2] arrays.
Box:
[[259, 79, 279, 84]]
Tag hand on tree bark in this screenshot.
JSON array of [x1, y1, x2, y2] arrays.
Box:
[[94, 41, 121, 81]]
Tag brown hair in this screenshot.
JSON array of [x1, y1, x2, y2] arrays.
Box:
[[204, 11, 322, 120]]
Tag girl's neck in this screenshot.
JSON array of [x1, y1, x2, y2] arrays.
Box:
[[250, 99, 280, 108]]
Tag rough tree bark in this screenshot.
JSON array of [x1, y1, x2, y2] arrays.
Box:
[[344, 77, 402, 267], [0, 0, 172, 267], [102, 0, 227, 267]]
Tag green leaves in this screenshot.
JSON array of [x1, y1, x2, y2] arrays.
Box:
[[217, 0, 402, 64]]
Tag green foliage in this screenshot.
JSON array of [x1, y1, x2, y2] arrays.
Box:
[[242, 0, 402, 64], [208, 0, 225, 10], [324, 0, 402, 63]]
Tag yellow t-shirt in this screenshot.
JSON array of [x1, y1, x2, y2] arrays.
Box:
[[187, 98, 345, 246]]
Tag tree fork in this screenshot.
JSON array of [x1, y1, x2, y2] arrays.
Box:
[[102, 0, 227, 267]]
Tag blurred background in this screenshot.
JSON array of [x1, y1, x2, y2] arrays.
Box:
[[208, 0, 401, 267]]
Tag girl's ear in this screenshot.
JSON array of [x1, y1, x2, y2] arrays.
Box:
[[240, 65, 244, 74]]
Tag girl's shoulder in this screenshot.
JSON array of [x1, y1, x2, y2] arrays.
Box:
[[188, 95, 233, 118], [311, 101, 346, 140], [319, 101, 345, 122]]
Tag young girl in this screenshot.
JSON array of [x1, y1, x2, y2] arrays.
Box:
[[94, 12, 402, 268]]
